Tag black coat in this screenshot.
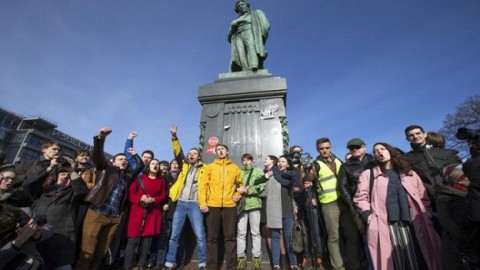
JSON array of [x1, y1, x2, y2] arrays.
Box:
[[338, 153, 376, 204], [405, 145, 462, 198], [24, 171, 88, 269]]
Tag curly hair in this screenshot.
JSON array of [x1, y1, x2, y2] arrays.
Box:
[[373, 142, 412, 175]]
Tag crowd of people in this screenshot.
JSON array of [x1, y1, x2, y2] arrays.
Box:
[[0, 123, 479, 270]]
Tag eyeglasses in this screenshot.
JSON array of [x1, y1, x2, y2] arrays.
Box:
[[348, 145, 362, 151], [1, 175, 16, 182]]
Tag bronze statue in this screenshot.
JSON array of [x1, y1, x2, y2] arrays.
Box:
[[228, 0, 270, 72]]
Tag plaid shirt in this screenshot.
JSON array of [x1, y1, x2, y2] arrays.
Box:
[[91, 176, 127, 217]]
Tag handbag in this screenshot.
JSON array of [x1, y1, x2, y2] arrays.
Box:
[[291, 219, 308, 253]]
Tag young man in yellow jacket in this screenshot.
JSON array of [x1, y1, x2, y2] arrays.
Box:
[[200, 144, 243, 270]]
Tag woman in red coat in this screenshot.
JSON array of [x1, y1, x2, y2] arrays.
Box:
[[124, 159, 167, 270]]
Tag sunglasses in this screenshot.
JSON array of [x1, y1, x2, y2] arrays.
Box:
[[348, 145, 362, 151]]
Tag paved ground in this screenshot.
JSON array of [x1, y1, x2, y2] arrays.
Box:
[[180, 261, 273, 270]]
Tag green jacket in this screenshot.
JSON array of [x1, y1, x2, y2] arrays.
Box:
[[240, 166, 266, 211]]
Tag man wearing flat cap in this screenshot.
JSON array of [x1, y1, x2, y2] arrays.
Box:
[[338, 138, 376, 270]]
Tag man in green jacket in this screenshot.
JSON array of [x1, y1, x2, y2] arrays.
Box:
[[236, 153, 266, 270]]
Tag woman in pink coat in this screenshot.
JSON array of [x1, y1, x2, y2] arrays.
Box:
[[354, 143, 442, 270], [124, 159, 167, 270]]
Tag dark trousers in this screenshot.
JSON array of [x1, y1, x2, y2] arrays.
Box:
[[205, 206, 237, 270], [340, 202, 367, 270], [124, 236, 153, 269]]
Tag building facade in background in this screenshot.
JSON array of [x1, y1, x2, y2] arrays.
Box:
[[0, 107, 99, 164]]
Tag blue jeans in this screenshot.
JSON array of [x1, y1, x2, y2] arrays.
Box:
[[165, 201, 207, 267], [271, 217, 296, 267]]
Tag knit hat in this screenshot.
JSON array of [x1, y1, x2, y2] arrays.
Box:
[[443, 163, 468, 191]]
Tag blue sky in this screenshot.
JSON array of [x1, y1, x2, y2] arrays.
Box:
[[1, 0, 479, 161]]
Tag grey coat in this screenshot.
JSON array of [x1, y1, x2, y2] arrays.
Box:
[[266, 174, 283, 229]]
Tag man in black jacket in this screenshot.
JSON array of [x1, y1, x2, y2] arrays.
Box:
[[76, 127, 144, 270], [404, 125, 462, 203], [338, 138, 375, 270], [405, 125, 463, 270], [15, 141, 62, 188]]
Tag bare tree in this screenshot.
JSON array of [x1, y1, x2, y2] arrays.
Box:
[[440, 95, 480, 158]]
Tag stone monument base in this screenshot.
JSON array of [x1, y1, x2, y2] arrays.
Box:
[[197, 70, 288, 164]]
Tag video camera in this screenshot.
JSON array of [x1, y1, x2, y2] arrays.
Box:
[[456, 127, 480, 141], [456, 127, 480, 157], [289, 151, 302, 166], [288, 151, 314, 172], [18, 213, 47, 228]]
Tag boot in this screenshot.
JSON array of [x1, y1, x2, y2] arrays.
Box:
[[314, 257, 327, 270], [252, 256, 262, 270], [300, 257, 312, 270], [237, 257, 247, 270]]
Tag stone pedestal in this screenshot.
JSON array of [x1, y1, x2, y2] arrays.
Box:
[[197, 70, 289, 164]]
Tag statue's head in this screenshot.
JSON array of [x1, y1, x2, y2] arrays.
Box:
[[235, 0, 250, 14]]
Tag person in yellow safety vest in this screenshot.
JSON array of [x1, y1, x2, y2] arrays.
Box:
[[305, 137, 346, 270]]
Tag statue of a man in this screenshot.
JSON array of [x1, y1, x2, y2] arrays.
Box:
[[228, 0, 270, 72]]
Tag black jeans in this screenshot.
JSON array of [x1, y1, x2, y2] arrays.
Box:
[[124, 236, 153, 269]]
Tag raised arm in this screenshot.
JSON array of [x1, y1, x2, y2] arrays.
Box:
[[126, 147, 144, 179], [92, 127, 112, 171], [124, 131, 138, 170], [170, 124, 186, 168]]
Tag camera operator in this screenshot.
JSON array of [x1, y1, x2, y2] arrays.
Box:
[[0, 204, 53, 270], [22, 155, 89, 270], [15, 141, 63, 188], [291, 145, 327, 270]]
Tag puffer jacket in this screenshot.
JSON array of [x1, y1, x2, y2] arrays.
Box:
[[200, 158, 243, 208]]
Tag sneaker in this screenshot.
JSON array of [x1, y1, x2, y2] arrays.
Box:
[[273, 266, 281, 270], [162, 265, 177, 270], [252, 257, 262, 270], [237, 257, 247, 270], [199, 267, 207, 270]]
